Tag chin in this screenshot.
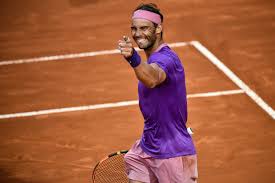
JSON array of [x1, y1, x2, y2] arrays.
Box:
[[138, 44, 147, 49], [134, 40, 148, 49], [137, 43, 151, 50]]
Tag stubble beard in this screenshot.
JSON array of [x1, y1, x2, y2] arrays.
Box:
[[135, 35, 156, 50]]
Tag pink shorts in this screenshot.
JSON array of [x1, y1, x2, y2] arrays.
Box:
[[124, 140, 198, 183]]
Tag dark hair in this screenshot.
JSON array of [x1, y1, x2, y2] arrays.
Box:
[[134, 3, 163, 23]]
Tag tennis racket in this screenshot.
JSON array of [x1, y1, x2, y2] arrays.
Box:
[[91, 150, 129, 183]]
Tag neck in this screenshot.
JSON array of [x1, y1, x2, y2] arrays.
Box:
[[144, 38, 164, 58]]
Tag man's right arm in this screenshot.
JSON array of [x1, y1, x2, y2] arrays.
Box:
[[133, 61, 166, 88], [118, 36, 166, 88]]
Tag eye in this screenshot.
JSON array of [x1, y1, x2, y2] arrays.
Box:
[[131, 26, 136, 31], [140, 26, 149, 31]]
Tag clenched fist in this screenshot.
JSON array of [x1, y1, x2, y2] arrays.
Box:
[[118, 36, 134, 59]]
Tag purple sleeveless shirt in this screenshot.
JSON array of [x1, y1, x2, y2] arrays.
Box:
[[139, 44, 196, 159]]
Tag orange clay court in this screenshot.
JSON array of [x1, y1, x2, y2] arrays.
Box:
[[0, 0, 274, 183]]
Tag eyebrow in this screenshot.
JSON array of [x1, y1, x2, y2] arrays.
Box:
[[131, 25, 150, 29]]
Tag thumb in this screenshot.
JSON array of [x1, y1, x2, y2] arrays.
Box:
[[123, 36, 131, 42]]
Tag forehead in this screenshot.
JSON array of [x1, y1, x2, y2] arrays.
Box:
[[131, 18, 154, 27]]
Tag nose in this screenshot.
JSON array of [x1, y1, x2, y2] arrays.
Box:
[[133, 28, 142, 38]]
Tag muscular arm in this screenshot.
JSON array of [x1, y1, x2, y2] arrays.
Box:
[[133, 62, 166, 88], [118, 36, 166, 88]]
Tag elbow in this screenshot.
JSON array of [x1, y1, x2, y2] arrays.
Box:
[[136, 74, 158, 88], [146, 83, 156, 89], [144, 80, 158, 88]]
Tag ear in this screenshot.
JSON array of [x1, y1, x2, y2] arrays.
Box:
[[156, 24, 163, 34]]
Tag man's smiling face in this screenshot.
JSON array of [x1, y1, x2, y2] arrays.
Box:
[[131, 18, 157, 50]]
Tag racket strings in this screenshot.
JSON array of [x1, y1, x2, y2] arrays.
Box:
[[92, 154, 128, 183]]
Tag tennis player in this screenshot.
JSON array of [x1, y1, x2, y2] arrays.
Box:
[[118, 3, 198, 183]]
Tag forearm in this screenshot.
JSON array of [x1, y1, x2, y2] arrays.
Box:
[[123, 49, 160, 88], [118, 36, 166, 88], [133, 62, 160, 88]]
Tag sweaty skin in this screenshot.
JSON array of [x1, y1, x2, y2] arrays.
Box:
[[118, 19, 166, 88]]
